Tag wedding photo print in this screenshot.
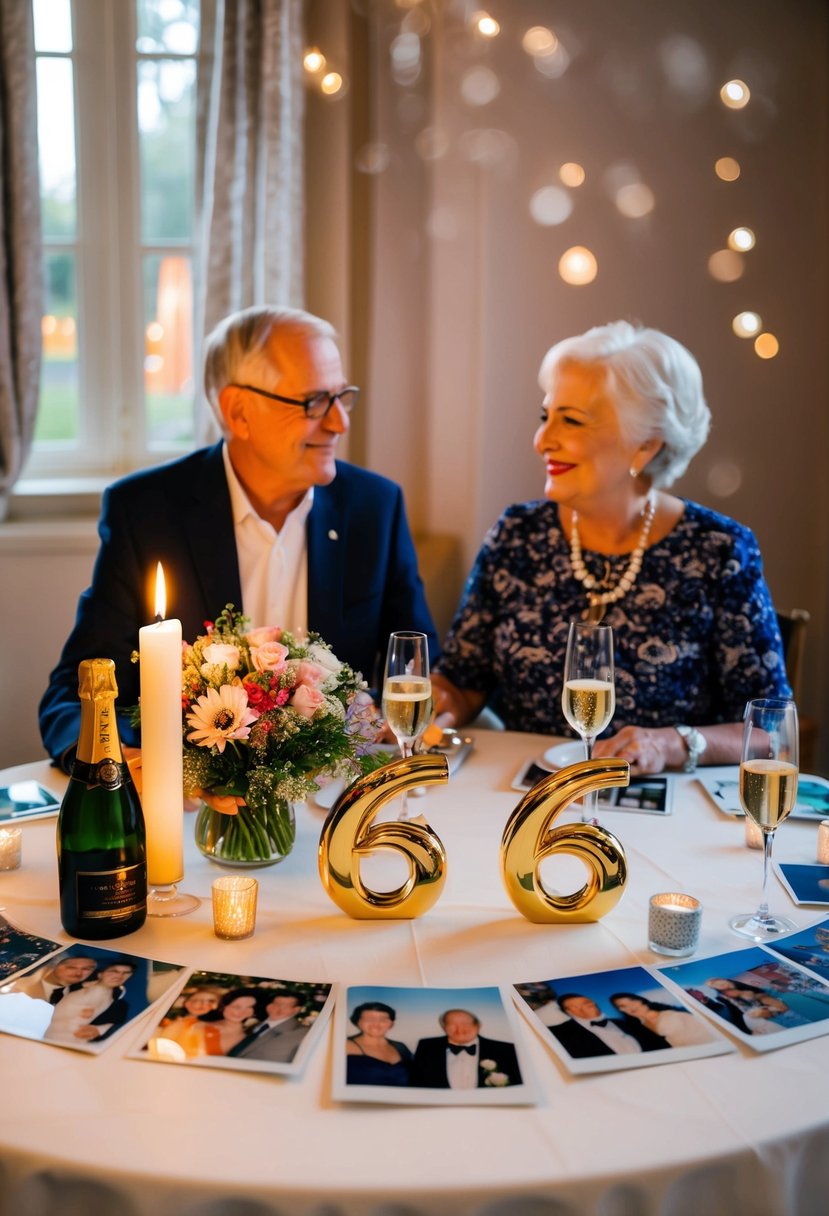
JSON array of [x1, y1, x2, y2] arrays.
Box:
[[134, 969, 333, 1075], [0, 912, 61, 982], [333, 985, 534, 1106], [762, 920, 829, 983], [0, 943, 185, 1052], [658, 946, 829, 1051], [513, 965, 733, 1075]]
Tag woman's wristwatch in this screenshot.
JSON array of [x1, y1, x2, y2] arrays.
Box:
[[675, 725, 707, 772]]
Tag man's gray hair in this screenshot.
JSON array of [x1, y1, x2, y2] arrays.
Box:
[[203, 306, 338, 431], [537, 320, 711, 488]]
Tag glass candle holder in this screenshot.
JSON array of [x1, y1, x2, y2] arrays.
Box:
[[0, 826, 23, 871], [744, 816, 764, 850], [648, 892, 702, 957], [818, 821, 829, 866], [212, 875, 258, 940]]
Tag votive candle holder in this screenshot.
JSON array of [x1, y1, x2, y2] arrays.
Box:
[[744, 816, 764, 850], [212, 875, 258, 940], [818, 821, 829, 866], [0, 826, 22, 871], [648, 892, 702, 957]]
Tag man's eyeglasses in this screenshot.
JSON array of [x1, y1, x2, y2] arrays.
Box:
[[231, 383, 360, 420]]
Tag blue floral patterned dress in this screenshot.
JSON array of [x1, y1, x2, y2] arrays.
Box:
[[436, 500, 790, 736]]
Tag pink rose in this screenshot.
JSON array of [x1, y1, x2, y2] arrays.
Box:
[[294, 660, 327, 688], [250, 641, 289, 673], [291, 684, 326, 719], [201, 642, 241, 670], [246, 625, 282, 647]]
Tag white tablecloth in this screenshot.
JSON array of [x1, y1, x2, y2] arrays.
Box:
[[0, 734, 827, 1216]]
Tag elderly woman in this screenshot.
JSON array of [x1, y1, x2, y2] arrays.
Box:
[[432, 321, 789, 774], [346, 1001, 413, 1087]]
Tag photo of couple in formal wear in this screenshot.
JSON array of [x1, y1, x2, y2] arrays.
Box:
[[514, 965, 732, 1074], [138, 969, 333, 1075], [660, 946, 829, 1051], [334, 985, 533, 1106], [0, 944, 184, 1052]]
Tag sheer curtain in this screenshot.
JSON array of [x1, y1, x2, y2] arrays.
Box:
[[0, 2, 42, 516], [195, 0, 305, 433]]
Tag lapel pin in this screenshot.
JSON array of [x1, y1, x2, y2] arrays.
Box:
[[328, 529, 339, 541]]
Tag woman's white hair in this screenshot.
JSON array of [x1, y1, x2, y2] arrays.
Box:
[[537, 320, 711, 488], [203, 306, 338, 432]]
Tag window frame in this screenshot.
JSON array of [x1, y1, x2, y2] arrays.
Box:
[[28, 0, 198, 481]]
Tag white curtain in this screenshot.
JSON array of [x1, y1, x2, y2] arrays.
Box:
[[195, 0, 305, 423], [0, 1, 42, 514]]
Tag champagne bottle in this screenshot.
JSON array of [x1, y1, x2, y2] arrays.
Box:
[[57, 658, 147, 938]]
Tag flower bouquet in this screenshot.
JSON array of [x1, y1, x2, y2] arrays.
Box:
[[181, 605, 383, 867]]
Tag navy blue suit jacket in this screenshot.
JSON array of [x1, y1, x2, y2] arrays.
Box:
[[39, 443, 438, 763]]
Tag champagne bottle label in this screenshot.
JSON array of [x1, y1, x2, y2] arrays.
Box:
[[74, 863, 148, 921], [71, 759, 132, 790]]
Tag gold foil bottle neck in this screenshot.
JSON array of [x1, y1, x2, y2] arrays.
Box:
[[77, 658, 120, 701]]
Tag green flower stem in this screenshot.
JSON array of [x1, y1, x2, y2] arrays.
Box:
[[197, 799, 295, 864]]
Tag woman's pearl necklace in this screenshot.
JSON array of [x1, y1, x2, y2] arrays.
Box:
[[569, 493, 656, 612]]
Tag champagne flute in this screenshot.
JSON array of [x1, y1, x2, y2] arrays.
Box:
[[730, 697, 799, 940], [382, 632, 433, 821], [562, 621, 615, 823]]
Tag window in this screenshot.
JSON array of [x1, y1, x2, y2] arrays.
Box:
[[29, 0, 199, 480]]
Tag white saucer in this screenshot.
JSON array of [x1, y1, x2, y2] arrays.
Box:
[[541, 741, 585, 770]]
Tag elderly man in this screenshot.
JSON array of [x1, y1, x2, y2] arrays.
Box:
[[411, 1008, 522, 1089], [40, 306, 438, 768]]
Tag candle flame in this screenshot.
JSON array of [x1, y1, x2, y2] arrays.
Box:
[[154, 562, 167, 621]]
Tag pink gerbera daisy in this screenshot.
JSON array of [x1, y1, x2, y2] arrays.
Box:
[[186, 684, 257, 752]]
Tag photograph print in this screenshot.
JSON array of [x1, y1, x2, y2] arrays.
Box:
[[0, 943, 185, 1052], [773, 864, 829, 907], [657, 945, 829, 1051], [764, 919, 829, 983], [514, 964, 733, 1075], [0, 912, 61, 982], [333, 984, 534, 1106], [134, 968, 333, 1075]]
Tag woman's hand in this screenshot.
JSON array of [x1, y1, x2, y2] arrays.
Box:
[[592, 726, 687, 775]]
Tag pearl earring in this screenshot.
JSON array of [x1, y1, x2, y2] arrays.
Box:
[[629, 467, 638, 479]]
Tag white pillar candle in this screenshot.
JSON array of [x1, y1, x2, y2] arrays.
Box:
[[139, 564, 183, 887]]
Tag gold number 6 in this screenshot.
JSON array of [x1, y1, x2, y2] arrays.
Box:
[[318, 753, 449, 919], [500, 758, 630, 923]]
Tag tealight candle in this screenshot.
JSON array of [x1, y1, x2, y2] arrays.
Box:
[[818, 821, 829, 866], [648, 892, 702, 957], [0, 826, 22, 871], [139, 563, 184, 888], [744, 816, 764, 850], [212, 876, 258, 940]]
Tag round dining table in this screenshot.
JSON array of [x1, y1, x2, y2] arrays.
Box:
[[0, 732, 827, 1216]]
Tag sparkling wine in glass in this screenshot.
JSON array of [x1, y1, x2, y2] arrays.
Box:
[[382, 632, 433, 821], [562, 622, 615, 823], [730, 697, 799, 940]]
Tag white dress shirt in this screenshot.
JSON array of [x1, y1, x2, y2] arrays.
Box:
[[222, 444, 313, 635], [571, 1014, 642, 1055], [446, 1038, 479, 1088]]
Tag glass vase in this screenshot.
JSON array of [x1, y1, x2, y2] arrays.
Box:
[[194, 797, 297, 868]]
